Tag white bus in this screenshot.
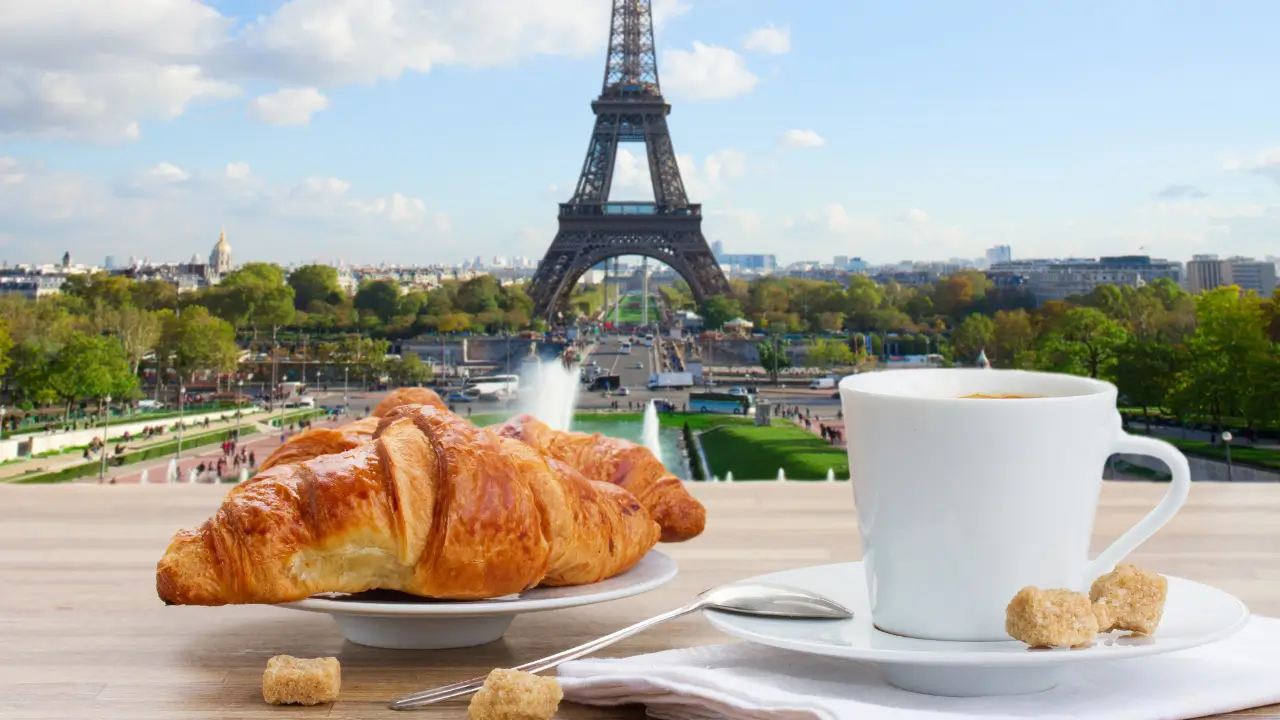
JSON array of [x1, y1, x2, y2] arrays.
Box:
[[463, 374, 519, 399], [643, 334, 654, 347], [620, 341, 632, 354]]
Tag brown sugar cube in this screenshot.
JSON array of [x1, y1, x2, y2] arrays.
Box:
[[262, 655, 341, 706], [468, 668, 563, 720], [1090, 563, 1168, 635], [1005, 587, 1099, 648]]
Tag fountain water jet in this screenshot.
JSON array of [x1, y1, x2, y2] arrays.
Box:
[[642, 400, 661, 457], [519, 359, 582, 432]]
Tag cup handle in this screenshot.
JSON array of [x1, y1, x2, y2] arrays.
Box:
[[1083, 433, 1192, 585]]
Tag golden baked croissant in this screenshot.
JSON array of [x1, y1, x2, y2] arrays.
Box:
[[259, 416, 380, 471], [495, 414, 705, 543], [500, 438, 660, 585], [371, 386, 447, 417], [156, 405, 660, 605]]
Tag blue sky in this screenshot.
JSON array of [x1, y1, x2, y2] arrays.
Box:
[[2, 0, 1278, 268]]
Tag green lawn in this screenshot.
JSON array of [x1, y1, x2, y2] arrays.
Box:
[[1157, 437, 1280, 471], [699, 423, 848, 481], [614, 296, 660, 324]]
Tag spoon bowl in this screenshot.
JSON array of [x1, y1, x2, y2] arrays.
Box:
[[700, 582, 853, 619]]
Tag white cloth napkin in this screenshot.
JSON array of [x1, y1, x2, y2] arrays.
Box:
[[557, 616, 1280, 720]]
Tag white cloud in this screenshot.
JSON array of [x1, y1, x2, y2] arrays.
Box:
[[742, 24, 790, 55], [781, 129, 825, 149], [0, 1, 239, 142], [1223, 144, 1280, 185], [246, 87, 330, 126], [0, 0, 693, 141], [900, 207, 931, 224], [228, 0, 690, 86], [661, 42, 758, 100], [0, 156, 450, 264]]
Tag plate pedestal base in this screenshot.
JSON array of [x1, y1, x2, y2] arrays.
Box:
[[334, 615, 515, 650], [879, 663, 1064, 697]]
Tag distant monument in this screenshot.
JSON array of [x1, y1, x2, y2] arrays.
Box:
[[209, 230, 232, 275]]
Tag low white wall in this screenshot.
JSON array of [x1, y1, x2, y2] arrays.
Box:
[[0, 438, 20, 463], [21, 409, 263, 456]]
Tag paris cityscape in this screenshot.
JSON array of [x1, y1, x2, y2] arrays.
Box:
[[4, 1, 1280, 718]]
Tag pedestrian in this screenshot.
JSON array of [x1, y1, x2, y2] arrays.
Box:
[[249, 451, 256, 468]]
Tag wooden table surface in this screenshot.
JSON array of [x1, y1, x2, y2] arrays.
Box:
[[3, 482, 1279, 719]]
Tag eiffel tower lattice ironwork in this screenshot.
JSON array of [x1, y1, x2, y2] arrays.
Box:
[[526, 0, 730, 322]]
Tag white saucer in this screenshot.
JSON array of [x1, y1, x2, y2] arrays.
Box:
[[704, 562, 1249, 697], [277, 550, 678, 650]]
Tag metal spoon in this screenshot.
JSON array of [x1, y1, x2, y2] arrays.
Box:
[[387, 582, 852, 710]]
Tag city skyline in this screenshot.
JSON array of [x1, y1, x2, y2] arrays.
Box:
[[2, 1, 1279, 267]]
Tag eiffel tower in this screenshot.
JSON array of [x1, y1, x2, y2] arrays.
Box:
[[527, 0, 730, 323]]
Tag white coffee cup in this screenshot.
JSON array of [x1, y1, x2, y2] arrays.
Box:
[[839, 368, 1191, 642]]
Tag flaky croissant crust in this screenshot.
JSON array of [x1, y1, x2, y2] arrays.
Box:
[[156, 405, 659, 605]]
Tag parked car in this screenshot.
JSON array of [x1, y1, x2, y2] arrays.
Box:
[[447, 392, 474, 403], [615, 387, 631, 396]]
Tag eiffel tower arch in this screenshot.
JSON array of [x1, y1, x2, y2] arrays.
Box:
[[527, 0, 730, 323]]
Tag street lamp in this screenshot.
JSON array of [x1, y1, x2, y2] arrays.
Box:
[[1222, 431, 1234, 481], [236, 380, 244, 440], [177, 386, 186, 460], [343, 365, 349, 404], [99, 395, 111, 481]]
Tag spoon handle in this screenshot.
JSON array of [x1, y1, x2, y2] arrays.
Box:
[[388, 603, 698, 710]]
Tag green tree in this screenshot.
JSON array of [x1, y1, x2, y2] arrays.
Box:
[[1174, 288, 1270, 429], [455, 275, 502, 314], [1112, 338, 1183, 431], [159, 307, 240, 384], [700, 294, 743, 330], [387, 353, 434, 386], [354, 279, 402, 323], [131, 279, 179, 311], [1035, 307, 1127, 379], [806, 338, 855, 368], [206, 263, 295, 337], [62, 272, 135, 310], [991, 309, 1035, 368], [93, 307, 161, 375], [951, 314, 995, 364], [756, 337, 792, 383], [47, 334, 139, 417], [0, 319, 13, 378], [288, 265, 344, 309]]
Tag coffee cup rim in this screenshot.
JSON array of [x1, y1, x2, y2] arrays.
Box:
[[838, 368, 1117, 403]]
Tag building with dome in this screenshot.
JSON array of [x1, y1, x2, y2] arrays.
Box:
[[209, 231, 232, 276]]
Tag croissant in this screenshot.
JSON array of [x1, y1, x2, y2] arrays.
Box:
[[371, 387, 447, 417], [156, 405, 660, 605], [259, 416, 380, 471], [495, 414, 706, 543]]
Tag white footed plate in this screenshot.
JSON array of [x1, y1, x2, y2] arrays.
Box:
[[705, 562, 1249, 697], [276, 550, 677, 650]]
